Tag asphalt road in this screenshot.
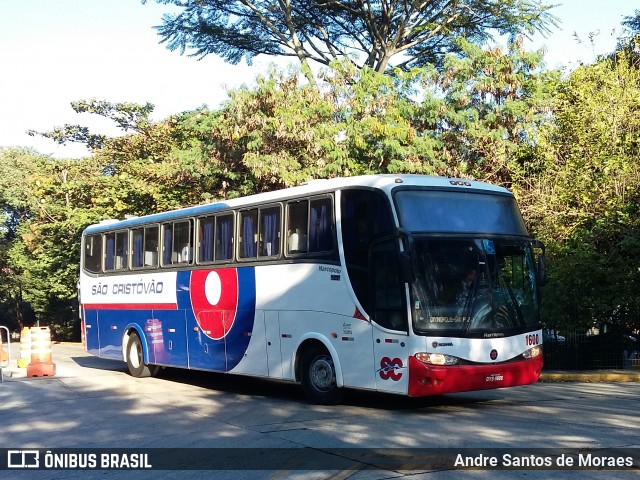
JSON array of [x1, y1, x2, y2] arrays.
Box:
[[1, 343, 638, 479]]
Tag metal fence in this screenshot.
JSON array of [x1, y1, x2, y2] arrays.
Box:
[[543, 327, 640, 371]]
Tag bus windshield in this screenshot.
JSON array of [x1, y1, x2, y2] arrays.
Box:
[[409, 238, 540, 335]]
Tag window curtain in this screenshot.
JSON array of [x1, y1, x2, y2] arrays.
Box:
[[133, 231, 143, 268], [309, 206, 318, 251], [105, 235, 115, 270], [163, 225, 172, 265], [217, 216, 232, 260], [117, 233, 128, 269], [242, 216, 256, 258], [262, 211, 279, 256], [310, 202, 331, 252], [201, 220, 214, 262], [318, 204, 330, 250]]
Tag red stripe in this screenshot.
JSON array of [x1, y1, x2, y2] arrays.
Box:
[[82, 303, 178, 310]]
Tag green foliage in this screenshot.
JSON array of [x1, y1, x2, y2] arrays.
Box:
[[526, 50, 640, 328], [424, 37, 560, 189]]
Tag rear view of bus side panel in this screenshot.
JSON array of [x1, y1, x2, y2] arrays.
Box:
[[83, 309, 100, 357]]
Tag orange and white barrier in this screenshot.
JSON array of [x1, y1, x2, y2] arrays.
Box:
[[0, 326, 10, 382], [17, 327, 31, 368], [27, 326, 56, 377]]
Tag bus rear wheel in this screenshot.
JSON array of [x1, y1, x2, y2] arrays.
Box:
[[126, 332, 160, 378], [300, 345, 342, 405]]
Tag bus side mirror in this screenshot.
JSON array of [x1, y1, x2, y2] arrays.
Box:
[[537, 255, 547, 286], [398, 252, 412, 283]]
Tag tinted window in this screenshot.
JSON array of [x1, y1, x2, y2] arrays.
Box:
[[286, 197, 334, 256], [199, 214, 234, 263], [83, 234, 103, 273], [341, 189, 395, 315], [132, 226, 159, 269], [395, 190, 527, 235], [162, 220, 193, 266], [105, 231, 128, 271]]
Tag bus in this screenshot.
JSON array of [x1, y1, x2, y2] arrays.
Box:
[[79, 174, 545, 404]]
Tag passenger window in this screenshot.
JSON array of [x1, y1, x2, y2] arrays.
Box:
[[84, 234, 103, 273], [105, 231, 128, 271], [286, 197, 334, 256], [198, 214, 234, 263], [287, 201, 308, 254], [162, 220, 193, 266], [215, 214, 234, 261], [259, 206, 281, 257], [132, 226, 158, 268], [238, 210, 258, 259], [309, 198, 333, 252]]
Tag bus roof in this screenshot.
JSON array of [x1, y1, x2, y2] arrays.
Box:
[[82, 174, 511, 235]]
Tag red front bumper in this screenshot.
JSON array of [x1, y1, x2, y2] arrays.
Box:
[[408, 355, 543, 397]]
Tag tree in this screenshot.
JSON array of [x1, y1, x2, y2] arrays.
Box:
[[143, 0, 557, 83], [525, 50, 640, 329], [422, 36, 559, 188]]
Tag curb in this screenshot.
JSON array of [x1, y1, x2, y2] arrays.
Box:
[[540, 370, 640, 383]]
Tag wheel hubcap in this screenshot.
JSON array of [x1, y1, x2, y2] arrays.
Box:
[[130, 341, 141, 369], [310, 356, 334, 391]]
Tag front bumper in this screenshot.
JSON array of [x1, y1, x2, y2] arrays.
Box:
[[408, 355, 543, 396]]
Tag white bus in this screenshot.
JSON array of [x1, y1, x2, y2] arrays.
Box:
[[79, 174, 545, 404]]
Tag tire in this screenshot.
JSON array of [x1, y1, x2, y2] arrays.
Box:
[[300, 345, 343, 405], [126, 332, 154, 378]]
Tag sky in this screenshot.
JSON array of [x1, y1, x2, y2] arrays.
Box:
[[0, 0, 636, 159]]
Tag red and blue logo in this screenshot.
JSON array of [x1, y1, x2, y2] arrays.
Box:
[[190, 268, 240, 340], [179, 267, 256, 371], [378, 357, 404, 381]]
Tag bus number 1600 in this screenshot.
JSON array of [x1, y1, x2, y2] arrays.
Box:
[[526, 334, 540, 346]]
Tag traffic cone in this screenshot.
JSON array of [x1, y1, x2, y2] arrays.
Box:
[[17, 327, 31, 368], [26, 326, 56, 377]]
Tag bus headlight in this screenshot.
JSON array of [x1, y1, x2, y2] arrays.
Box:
[[415, 352, 460, 366], [522, 345, 542, 359]]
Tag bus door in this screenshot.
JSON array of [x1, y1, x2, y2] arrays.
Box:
[[369, 239, 410, 394], [263, 311, 283, 378]]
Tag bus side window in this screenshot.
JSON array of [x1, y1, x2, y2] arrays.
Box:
[[105, 231, 128, 271], [173, 220, 192, 264], [309, 198, 333, 252], [259, 206, 281, 257], [215, 214, 234, 261], [199, 215, 234, 263], [84, 234, 103, 273], [198, 217, 215, 263], [162, 220, 193, 266], [239, 210, 258, 259], [287, 200, 308, 254], [133, 226, 158, 268], [115, 231, 128, 270], [144, 226, 159, 267], [162, 223, 172, 266]]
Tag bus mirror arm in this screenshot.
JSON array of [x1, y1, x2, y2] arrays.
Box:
[[397, 228, 414, 251], [397, 229, 414, 283], [398, 252, 412, 283]]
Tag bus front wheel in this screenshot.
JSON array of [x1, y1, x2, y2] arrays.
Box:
[[300, 345, 343, 405], [126, 333, 160, 378]]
